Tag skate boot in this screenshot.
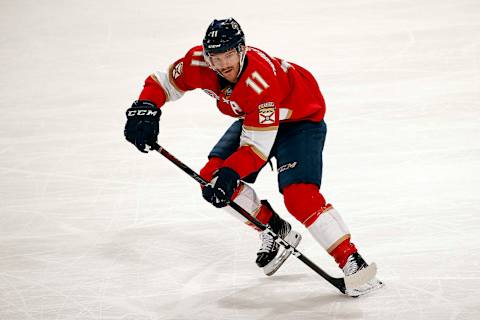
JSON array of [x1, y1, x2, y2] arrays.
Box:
[[255, 201, 302, 276], [343, 252, 384, 297]]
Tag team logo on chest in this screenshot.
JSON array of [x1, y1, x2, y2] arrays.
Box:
[[203, 88, 243, 116], [258, 102, 276, 124], [223, 86, 233, 98]]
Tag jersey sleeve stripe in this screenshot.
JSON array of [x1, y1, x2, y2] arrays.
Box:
[[149, 74, 170, 102], [243, 125, 278, 131], [191, 60, 209, 67], [240, 126, 278, 160], [152, 67, 185, 102], [239, 143, 268, 161], [279, 108, 293, 120]]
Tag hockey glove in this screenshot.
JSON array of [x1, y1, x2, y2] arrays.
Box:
[[202, 167, 240, 208], [124, 100, 161, 153]]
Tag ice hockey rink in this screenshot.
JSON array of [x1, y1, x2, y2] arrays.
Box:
[[1, 0, 479, 319]]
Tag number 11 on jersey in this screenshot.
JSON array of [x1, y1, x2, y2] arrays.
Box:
[[246, 71, 269, 95]]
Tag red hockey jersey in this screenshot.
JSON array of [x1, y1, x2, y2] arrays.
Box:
[[138, 45, 326, 178]]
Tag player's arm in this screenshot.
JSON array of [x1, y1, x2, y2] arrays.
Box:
[[138, 57, 190, 107], [222, 67, 281, 177], [223, 99, 279, 178], [202, 64, 280, 208], [138, 46, 208, 107], [124, 48, 201, 153], [201, 97, 279, 207]]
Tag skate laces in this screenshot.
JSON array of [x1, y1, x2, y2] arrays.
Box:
[[258, 230, 276, 253], [343, 255, 361, 276]]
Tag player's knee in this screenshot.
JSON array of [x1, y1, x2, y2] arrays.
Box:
[[199, 157, 224, 182], [283, 183, 326, 225]]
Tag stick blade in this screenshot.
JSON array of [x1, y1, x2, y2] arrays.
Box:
[[343, 262, 377, 291]]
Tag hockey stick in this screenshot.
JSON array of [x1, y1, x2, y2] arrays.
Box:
[[151, 143, 376, 295]]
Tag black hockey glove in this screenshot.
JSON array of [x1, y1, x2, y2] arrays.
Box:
[[124, 100, 161, 153], [202, 167, 240, 208]]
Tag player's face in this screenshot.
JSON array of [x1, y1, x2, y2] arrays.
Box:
[[207, 49, 241, 82]]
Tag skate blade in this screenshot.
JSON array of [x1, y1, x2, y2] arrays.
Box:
[[263, 232, 302, 276], [344, 262, 378, 293]]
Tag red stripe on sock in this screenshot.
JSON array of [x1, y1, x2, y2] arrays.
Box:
[[330, 238, 358, 268]]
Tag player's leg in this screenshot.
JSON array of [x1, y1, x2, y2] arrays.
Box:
[[276, 120, 383, 295], [253, 199, 301, 276], [200, 120, 300, 272], [222, 183, 301, 274], [202, 162, 301, 273]]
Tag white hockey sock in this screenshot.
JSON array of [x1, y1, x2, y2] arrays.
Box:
[[307, 205, 351, 253], [223, 182, 263, 225]]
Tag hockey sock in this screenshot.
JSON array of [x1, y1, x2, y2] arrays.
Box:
[[200, 158, 273, 228], [283, 183, 357, 268], [283, 183, 325, 228], [283, 183, 326, 225], [330, 238, 358, 268], [223, 182, 273, 231]]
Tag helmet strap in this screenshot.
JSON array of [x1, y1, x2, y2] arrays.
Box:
[[235, 45, 247, 81]]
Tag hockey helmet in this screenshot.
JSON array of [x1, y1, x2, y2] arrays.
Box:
[[202, 18, 245, 55]]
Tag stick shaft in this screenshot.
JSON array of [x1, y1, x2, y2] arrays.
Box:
[[153, 144, 346, 293]]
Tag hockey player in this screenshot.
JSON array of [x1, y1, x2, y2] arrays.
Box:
[[124, 18, 383, 295]]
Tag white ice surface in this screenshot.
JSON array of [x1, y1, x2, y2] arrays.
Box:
[[1, 0, 479, 319]]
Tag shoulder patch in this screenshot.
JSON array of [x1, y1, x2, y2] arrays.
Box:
[[172, 62, 183, 79], [258, 102, 276, 124]]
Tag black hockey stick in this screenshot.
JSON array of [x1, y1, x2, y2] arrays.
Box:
[[151, 143, 376, 294]]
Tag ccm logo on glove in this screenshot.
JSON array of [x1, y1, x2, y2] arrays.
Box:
[[127, 109, 159, 117], [124, 100, 161, 153]]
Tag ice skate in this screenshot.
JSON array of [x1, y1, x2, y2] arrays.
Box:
[[343, 252, 384, 297], [256, 204, 302, 276]]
